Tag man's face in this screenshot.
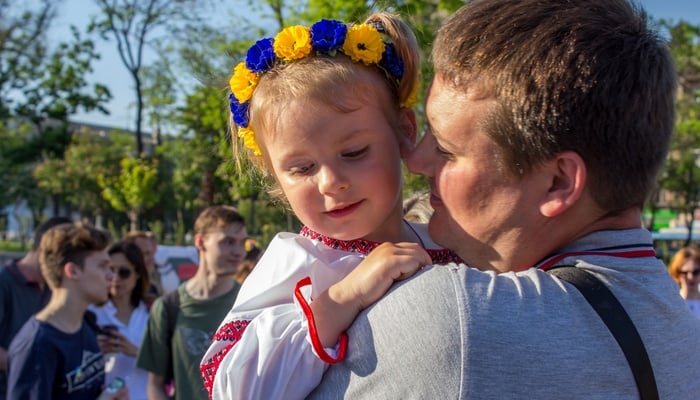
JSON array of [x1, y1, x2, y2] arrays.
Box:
[[78, 250, 113, 304], [197, 223, 248, 277], [407, 76, 544, 271], [134, 237, 155, 271]]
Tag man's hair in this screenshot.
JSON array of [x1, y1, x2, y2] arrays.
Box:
[[124, 230, 151, 241], [194, 205, 246, 235], [39, 222, 111, 288], [31, 216, 73, 251], [108, 240, 152, 307], [433, 0, 677, 211]]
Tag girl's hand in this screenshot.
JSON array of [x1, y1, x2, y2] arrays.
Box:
[[108, 332, 139, 358], [334, 242, 432, 311], [310, 242, 432, 347]]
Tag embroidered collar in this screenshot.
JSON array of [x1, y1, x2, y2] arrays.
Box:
[[300, 226, 383, 255], [299, 225, 463, 264]]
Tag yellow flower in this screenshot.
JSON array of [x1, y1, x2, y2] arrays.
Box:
[[342, 24, 384, 64], [402, 79, 420, 108], [229, 62, 259, 103], [238, 127, 261, 156], [274, 26, 312, 61]]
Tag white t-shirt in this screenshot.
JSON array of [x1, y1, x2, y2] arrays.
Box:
[[89, 301, 150, 400]]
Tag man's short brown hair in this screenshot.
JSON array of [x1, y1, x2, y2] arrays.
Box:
[[433, 0, 676, 211], [39, 222, 111, 288], [194, 206, 245, 235]]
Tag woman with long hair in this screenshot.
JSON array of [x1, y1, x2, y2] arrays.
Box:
[[90, 240, 153, 399]]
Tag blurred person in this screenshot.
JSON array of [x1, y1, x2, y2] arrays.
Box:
[[667, 246, 700, 318], [90, 240, 153, 399], [6, 223, 127, 399], [402, 192, 433, 224], [136, 206, 247, 400], [125, 231, 179, 295], [233, 242, 262, 285], [0, 216, 72, 399]]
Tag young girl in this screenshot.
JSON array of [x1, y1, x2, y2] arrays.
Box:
[[201, 12, 461, 399]]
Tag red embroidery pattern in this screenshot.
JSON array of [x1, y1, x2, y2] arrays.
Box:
[[201, 320, 251, 400], [300, 225, 462, 264], [301, 226, 381, 254], [428, 248, 462, 265]]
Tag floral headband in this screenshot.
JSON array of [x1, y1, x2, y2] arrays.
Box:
[[229, 18, 417, 156]]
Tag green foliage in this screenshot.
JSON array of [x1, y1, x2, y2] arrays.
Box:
[[90, 0, 206, 155], [651, 19, 700, 239], [98, 157, 160, 230]]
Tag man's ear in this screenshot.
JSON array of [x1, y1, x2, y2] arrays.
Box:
[[397, 108, 417, 158], [63, 261, 81, 280], [540, 151, 586, 217], [194, 233, 205, 252]]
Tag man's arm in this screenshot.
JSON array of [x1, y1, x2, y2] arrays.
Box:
[[146, 373, 168, 400]]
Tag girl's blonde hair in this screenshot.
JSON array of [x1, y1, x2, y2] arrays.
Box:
[[230, 12, 420, 185]]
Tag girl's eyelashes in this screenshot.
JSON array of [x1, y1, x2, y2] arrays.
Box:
[[343, 146, 368, 159], [435, 144, 453, 158], [285, 145, 369, 175], [289, 163, 316, 175]]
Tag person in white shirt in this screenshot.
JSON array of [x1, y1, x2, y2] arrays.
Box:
[[90, 240, 152, 400]]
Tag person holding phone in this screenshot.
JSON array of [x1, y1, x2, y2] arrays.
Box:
[[90, 240, 152, 400]]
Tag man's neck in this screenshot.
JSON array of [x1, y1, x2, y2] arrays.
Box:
[[185, 271, 236, 300], [17, 252, 46, 288], [35, 289, 88, 333]]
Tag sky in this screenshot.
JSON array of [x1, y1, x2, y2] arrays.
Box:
[[51, 0, 700, 131]]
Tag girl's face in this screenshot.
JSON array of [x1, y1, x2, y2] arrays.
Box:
[[261, 94, 415, 242], [109, 252, 138, 300]]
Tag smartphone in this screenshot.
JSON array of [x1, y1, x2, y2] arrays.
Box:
[[100, 324, 119, 337], [105, 377, 125, 394]]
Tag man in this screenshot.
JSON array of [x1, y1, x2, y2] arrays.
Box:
[[136, 206, 247, 400], [125, 231, 179, 295], [0, 216, 71, 399], [6, 222, 127, 399], [310, 0, 700, 398]]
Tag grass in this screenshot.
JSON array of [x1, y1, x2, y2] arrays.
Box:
[[0, 241, 27, 253]]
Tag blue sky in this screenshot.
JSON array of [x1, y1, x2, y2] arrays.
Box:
[[55, 0, 700, 130]]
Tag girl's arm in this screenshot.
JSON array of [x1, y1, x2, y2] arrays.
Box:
[[310, 242, 431, 346], [202, 237, 429, 400]]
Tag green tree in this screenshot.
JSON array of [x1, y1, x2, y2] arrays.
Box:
[[99, 157, 160, 232], [90, 0, 206, 156], [34, 129, 131, 227], [652, 20, 700, 242], [0, 0, 55, 118]]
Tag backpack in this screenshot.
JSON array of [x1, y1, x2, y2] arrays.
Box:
[[162, 289, 181, 385]]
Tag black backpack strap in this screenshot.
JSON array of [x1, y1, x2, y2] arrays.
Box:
[[162, 288, 181, 384], [548, 266, 659, 400]]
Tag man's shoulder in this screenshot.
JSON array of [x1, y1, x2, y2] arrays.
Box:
[[9, 318, 44, 351], [0, 260, 19, 284]]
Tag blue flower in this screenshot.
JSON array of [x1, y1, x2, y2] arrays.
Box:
[[246, 38, 276, 73], [310, 19, 347, 55], [229, 93, 250, 128], [379, 43, 404, 81]]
